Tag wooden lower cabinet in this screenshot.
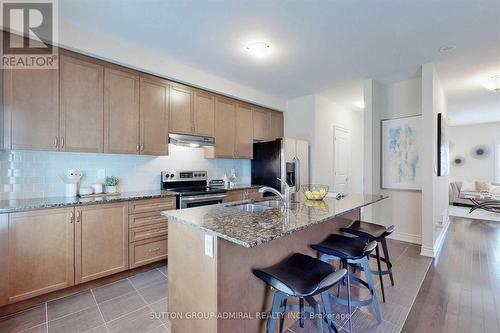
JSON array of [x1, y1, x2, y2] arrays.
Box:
[[75, 202, 129, 284], [3, 208, 75, 305], [129, 236, 168, 269]]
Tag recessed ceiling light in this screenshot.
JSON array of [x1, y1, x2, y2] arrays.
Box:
[[354, 100, 365, 109], [244, 41, 271, 59], [482, 75, 500, 92], [439, 44, 457, 52]]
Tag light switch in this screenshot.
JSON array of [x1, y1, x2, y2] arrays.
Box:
[[204, 234, 214, 257]]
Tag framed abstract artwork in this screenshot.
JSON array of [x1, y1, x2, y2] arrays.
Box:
[[381, 115, 422, 190]]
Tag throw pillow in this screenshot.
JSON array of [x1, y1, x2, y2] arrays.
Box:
[[461, 180, 476, 192], [490, 185, 500, 194], [475, 181, 492, 192]]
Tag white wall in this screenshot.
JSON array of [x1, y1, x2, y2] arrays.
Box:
[[59, 20, 286, 111], [363, 78, 423, 244], [0, 145, 250, 199], [285, 95, 364, 193], [421, 63, 449, 255], [449, 122, 500, 183]]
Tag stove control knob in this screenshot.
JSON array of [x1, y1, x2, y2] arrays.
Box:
[[170, 174, 175, 178]]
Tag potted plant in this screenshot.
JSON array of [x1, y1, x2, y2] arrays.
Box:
[[104, 176, 119, 194]]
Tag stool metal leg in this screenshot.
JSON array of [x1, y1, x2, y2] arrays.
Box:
[[321, 291, 337, 333], [268, 291, 287, 333], [381, 238, 395, 286], [361, 258, 382, 323], [305, 296, 323, 333], [346, 266, 353, 333], [375, 244, 386, 302]]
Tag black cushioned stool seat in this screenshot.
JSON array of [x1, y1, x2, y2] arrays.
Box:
[[341, 220, 395, 302], [254, 253, 346, 333], [311, 234, 381, 333]]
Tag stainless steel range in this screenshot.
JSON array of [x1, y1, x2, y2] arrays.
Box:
[[161, 170, 227, 209]]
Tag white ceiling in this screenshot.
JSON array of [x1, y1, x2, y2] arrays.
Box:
[[60, 0, 500, 124]]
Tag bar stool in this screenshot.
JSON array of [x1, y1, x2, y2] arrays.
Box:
[[341, 221, 395, 302], [253, 253, 347, 333], [311, 234, 381, 333]]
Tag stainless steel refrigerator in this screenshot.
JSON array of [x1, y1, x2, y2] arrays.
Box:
[[251, 138, 309, 195]]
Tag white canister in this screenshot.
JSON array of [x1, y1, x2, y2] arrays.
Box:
[[65, 183, 78, 197], [92, 183, 103, 194]]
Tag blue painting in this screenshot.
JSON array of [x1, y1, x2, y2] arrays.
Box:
[[382, 116, 422, 190]]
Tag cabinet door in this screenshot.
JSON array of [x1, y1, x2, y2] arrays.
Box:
[[193, 90, 215, 137], [235, 104, 253, 159], [270, 111, 284, 140], [59, 55, 104, 152], [7, 208, 74, 303], [169, 84, 193, 134], [140, 76, 169, 156], [252, 108, 271, 141], [0, 214, 8, 306], [75, 202, 128, 284], [104, 68, 140, 154], [4, 68, 59, 151], [214, 98, 236, 158]]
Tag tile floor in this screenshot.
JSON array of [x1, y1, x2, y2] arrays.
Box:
[[0, 265, 169, 333], [0, 239, 431, 333]]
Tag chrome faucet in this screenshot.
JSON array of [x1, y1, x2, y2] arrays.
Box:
[[259, 178, 291, 208]]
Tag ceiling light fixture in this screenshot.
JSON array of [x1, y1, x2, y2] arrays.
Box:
[[439, 44, 456, 52], [244, 41, 271, 59], [482, 75, 500, 92]]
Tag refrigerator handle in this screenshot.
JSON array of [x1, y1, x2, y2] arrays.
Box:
[[294, 157, 300, 192]]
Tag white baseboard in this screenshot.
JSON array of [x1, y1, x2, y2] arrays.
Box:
[[387, 231, 422, 245], [420, 246, 435, 258], [419, 219, 450, 258]]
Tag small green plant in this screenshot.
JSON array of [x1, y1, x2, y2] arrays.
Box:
[[104, 176, 119, 186]]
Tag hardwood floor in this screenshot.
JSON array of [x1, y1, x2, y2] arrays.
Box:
[[403, 217, 500, 332]]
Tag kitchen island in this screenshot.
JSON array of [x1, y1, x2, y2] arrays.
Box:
[[161, 194, 387, 333]]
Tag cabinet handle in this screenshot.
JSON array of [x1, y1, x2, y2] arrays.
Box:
[[76, 211, 81, 223], [136, 144, 140, 151], [148, 247, 161, 253], [61, 137, 65, 149], [140, 144, 144, 151], [54, 136, 58, 148], [69, 211, 74, 224]]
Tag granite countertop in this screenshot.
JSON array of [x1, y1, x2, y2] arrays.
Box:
[[0, 190, 177, 214], [208, 184, 262, 191], [161, 193, 387, 248]]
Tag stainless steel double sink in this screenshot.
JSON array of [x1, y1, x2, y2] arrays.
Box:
[[228, 200, 283, 212]]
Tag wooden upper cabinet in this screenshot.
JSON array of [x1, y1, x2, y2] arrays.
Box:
[[235, 104, 253, 159], [214, 97, 236, 158], [4, 68, 59, 151], [6, 208, 74, 303], [169, 84, 193, 135], [270, 111, 284, 140], [193, 90, 215, 137], [140, 76, 169, 156], [252, 108, 271, 141], [75, 202, 128, 284], [104, 68, 140, 154], [59, 55, 104, 153]]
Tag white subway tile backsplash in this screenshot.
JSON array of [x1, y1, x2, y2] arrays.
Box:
[[0, 144, 251, 200]]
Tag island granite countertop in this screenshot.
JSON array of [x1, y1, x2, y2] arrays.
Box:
[[161, 193, 387, 248], [0, 190, 177, 214]]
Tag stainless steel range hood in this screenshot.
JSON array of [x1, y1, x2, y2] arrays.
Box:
[[168, 133, 215, 148]]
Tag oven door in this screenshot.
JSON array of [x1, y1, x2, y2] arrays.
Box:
[[180, 194, 227, 209]]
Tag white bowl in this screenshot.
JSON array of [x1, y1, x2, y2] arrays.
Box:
[[79, 187, 94, 196]]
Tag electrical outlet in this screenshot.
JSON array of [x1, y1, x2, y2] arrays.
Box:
[[97, 169, 106, 180], [204, 234, 214, 257]]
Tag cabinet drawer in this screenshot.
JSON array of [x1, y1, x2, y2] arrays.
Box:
[[128, 197, 176, 214], [129, 236, 167, 269], [129, 210, 168, 229], [129, 223, 168, 242]]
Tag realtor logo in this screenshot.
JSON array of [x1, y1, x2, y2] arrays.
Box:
[[1, 0, 58, 69]]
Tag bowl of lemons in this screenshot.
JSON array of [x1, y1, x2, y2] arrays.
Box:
[[301, 184, 329, 201]]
